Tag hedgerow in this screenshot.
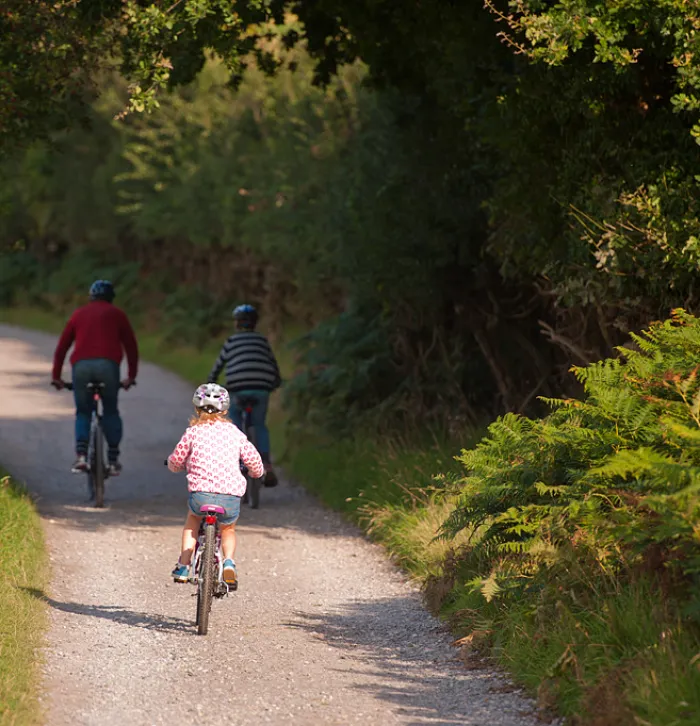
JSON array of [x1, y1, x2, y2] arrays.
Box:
[[442, 308, 700, 618]]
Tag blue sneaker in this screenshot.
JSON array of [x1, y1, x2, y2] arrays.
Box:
[[222, 559, 238, 588], [172, 562, 190, 583]]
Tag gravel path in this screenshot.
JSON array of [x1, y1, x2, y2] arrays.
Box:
[[0, 324, 547, 726]]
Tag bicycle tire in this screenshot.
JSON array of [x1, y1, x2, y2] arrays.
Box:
[[88, 422, 105, 508], [94, 430, 106, 509], [193, 539, 202, 627], [247, 424, 260, 509], [197, 522, 216, 635]]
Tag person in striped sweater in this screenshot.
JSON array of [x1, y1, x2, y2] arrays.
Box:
[[208, 304, 281, 487]]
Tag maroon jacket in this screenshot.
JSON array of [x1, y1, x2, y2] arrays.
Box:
[[52, 301, 139, 381]]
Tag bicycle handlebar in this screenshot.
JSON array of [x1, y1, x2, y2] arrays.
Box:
[[57, 381, 136, 392]]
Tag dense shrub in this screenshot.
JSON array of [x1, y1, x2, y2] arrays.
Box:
[[442, 309, 700, 619]]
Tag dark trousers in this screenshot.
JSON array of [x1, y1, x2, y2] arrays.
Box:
[[72, 358, 122, 458]]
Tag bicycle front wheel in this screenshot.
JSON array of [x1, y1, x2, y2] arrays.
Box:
[[89, 421, 106, 508], [197, 523, 216, 635]]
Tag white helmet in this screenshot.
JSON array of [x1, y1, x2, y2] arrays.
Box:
[[193, 383, 230, 412]]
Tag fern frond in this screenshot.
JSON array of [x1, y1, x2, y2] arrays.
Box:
[[534, 481, 568, 497], [480, 571, 501, 603], [438, 311, 700, 612]]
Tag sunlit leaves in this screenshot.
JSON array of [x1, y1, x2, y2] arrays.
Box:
[[0, 0, 288, 150]]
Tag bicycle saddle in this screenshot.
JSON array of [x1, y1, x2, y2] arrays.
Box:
[[199, 505, 226, 515], [86, 382, 106, 390]]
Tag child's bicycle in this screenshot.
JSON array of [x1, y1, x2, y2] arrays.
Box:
[[191, 504, 236, 635], [164, 463, 235, 635]]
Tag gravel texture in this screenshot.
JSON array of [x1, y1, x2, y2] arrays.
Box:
[[0, 324, 549, 726]]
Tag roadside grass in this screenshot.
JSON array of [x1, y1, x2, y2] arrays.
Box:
[[440, 576, 700, 725], [360, 491, 472, 585], [278, 427, 473, 512], [0, 308, 65, 335], [0, 473, 46, 726]]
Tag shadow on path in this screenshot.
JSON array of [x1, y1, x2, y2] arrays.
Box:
[[286, 597, 535, 726], [20, 586, 194, 634]]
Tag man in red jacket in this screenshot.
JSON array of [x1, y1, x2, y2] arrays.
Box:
[[51, 280, 139, 476]]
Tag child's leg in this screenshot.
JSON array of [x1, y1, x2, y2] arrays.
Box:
[[220, 522, 237, 561], [179, 512, 202, 565]]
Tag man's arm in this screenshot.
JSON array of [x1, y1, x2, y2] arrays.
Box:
[[51, 316, 76, 381], [207, 342, 228, 383], [120, 312, 139, 381]]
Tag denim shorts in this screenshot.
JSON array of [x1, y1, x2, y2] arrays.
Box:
[[188, 491, 241, 525]]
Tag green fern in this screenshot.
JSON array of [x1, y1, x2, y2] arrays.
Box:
[[440, 310, 700, 620]]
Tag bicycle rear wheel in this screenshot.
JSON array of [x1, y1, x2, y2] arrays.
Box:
[[88, 421, 106, 508], [197, 522, 216, 635]]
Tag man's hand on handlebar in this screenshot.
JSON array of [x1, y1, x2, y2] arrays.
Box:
[[51, 380, 136, 390]]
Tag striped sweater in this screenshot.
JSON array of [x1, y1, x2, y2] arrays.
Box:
[[208, 331, 281, 393]]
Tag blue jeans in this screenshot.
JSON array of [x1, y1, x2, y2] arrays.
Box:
[[72, 359, 122, 456], [228, 389, 270, 458], [188, 492, 241, 525]]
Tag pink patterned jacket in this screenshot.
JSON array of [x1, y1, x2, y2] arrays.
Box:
[[167, 419, 264, 497]]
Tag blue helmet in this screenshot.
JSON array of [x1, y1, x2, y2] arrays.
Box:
[[89, 280, 115, 302], [233, 304, 258, 329]]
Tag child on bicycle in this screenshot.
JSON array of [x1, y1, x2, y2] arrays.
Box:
[[208, 304, 281, 487], [166, 383, 264, 587]]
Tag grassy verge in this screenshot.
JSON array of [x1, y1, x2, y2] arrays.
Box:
[[442, 574, 700, 724], [0, 473, 46, 726]]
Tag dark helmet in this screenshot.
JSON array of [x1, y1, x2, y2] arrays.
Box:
[[233, 304, 258, 329], [89, 280, 115, 302]]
